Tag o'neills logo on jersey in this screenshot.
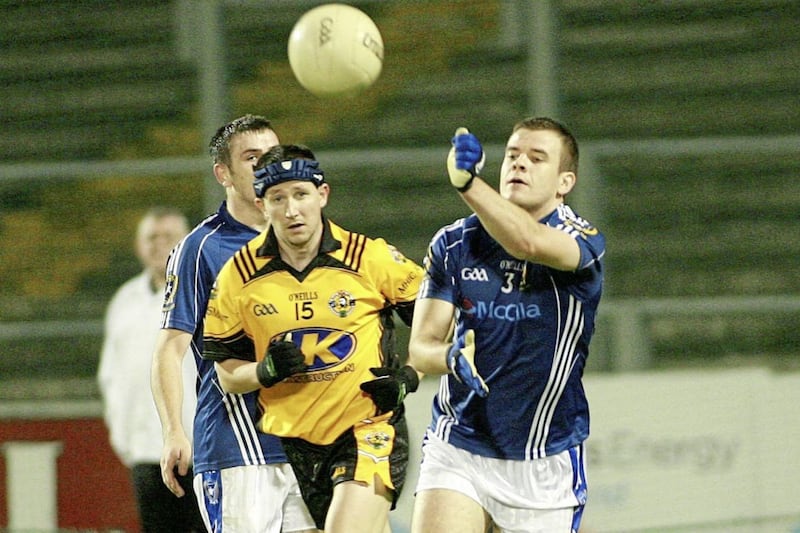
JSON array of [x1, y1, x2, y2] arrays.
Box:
[[328, 290, 356, 317], [460, 297, 541, 322], [500, 260, 524, 272]]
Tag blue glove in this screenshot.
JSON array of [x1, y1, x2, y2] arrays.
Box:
[[446, 329, 489, 397], [446, 127, 485, 192]]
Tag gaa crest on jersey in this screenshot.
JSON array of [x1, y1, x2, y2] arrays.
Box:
[[162, 274, 179, 311], [388, 244, 407, 264], [328, 290, 356, 317], [364, 430, 390, 450]]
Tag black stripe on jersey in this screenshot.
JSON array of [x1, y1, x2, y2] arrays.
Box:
[[342, 231, 367, 271], [240, 245, 258, 275], [233, 247, 258, 283]]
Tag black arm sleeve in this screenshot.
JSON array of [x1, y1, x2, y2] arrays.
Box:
[[394, 300, 415, 327], [202, 331, 256, 362]]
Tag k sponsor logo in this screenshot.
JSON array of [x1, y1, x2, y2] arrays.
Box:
[[288, 327, 357, 371]]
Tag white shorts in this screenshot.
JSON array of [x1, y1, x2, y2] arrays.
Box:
[[415, 431, 587, 533], [194, 463, 315, 533]]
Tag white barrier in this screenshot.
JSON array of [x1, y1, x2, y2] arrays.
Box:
[[583, 368, 788, 531], [395, 368, 800, 532], [3, 369, 798, 532], [2, 441, 62, 531]]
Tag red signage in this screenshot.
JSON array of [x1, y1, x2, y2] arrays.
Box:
[[0, 416, 139, 531]]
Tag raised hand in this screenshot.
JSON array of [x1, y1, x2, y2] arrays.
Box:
[[446, 127, 485, 192]]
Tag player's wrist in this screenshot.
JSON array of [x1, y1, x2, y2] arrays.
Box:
[[256, 357, 279, 387], [455, 176, 475, 193], [399, 364, 420, 393]]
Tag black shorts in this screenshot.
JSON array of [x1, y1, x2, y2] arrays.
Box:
[[280, 410, 409, 530]]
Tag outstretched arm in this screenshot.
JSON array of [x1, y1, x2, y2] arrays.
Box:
[[448, 128, 581, 271], [460, 178, 580, 271]]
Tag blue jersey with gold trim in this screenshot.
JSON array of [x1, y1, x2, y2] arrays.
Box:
[[421, 204, 605, 460], [161, 202, 287, 472]]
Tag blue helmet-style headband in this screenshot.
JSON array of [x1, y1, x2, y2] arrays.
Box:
[[253, 159, 325, 198]]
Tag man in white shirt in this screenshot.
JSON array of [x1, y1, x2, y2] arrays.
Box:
[[98, 206, 204, 532]]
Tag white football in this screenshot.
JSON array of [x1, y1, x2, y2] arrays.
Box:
[[288, 3, 384, 98]]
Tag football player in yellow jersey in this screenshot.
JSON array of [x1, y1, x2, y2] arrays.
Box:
[[202, 144, 423, 533]]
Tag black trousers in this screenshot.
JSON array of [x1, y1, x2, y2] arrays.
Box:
[[131, 463, 205, 533]]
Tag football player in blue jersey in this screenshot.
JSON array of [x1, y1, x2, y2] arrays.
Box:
[[408, 117, 605, 533], [150, 115, 316, 533]]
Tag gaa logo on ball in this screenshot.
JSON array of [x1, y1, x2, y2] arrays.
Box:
[[288, 3, 384, 98]]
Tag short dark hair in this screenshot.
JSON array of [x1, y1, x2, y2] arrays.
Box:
[[512, 117, 579, 174], [255, 144, 317, 170], [208, 114, 274, 166]]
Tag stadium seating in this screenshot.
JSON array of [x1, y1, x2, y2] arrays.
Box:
[[0, 0, 798, 390]]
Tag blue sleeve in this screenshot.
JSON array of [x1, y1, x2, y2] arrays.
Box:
[[570, 228, 605, 304], [576, 229, 605, 274], [161, 232, 209, 334], [419, 221, 461, 305]]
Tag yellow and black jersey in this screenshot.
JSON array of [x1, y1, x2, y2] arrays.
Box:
[[203, 218, 423, 445]]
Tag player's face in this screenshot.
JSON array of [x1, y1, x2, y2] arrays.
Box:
[[499, 128, 574, 214], [135, 215, 188, 277], [261, 180, 329, 251], [224, 129, 280, 201]]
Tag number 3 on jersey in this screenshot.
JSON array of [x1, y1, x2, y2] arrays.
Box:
[[501, 272, 514, 294]]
